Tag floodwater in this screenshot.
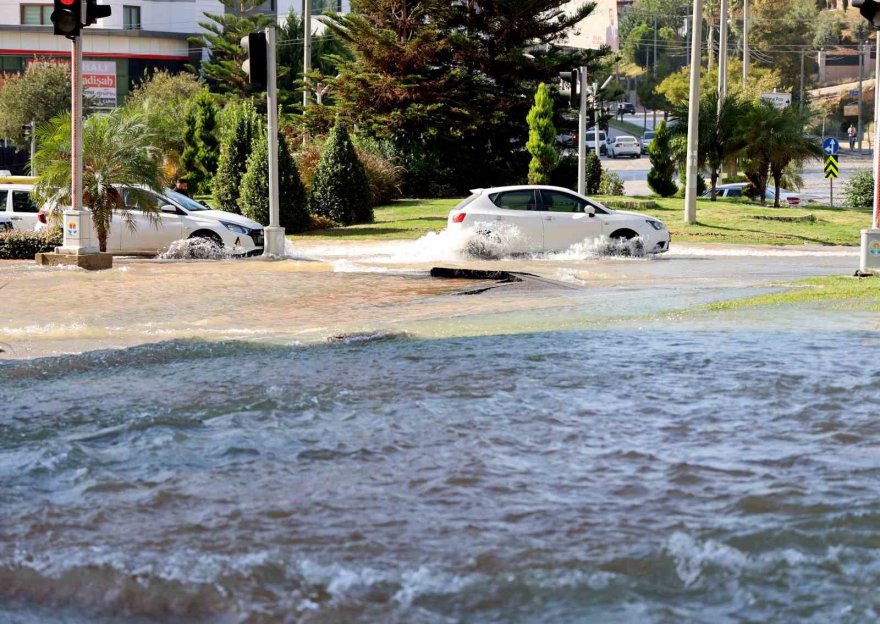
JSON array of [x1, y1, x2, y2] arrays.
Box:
[[1, 235, 878, 623]]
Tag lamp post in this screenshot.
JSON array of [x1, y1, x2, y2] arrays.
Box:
[[684, 0, 704, 224]]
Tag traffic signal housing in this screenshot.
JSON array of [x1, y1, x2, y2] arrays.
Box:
[[51, 0, 82, 38], [84, 0, 111, 26], [852, 0, 880, 28], [559, 69, 579, 109], [241, 32, 268, 91]]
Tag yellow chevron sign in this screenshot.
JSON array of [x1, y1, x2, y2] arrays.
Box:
[[824, 156, 839, 179]]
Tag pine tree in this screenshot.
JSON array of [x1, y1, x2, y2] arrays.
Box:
[[188, 0, 274, 97], [647, 121, 678, 197], [526, 83, 558, 185], [310, 122, 373, 225], [194, 91, 219, 191], [212, 100, 260, 213], [239, 131, 310, 232]]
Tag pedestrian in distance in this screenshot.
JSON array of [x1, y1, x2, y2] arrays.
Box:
[[848, 124, 857, 150]]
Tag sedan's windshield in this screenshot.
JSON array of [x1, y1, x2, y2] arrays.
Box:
[[165, 190, 211, 211]]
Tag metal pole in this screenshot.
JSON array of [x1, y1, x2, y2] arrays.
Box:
[[577, 66, 586, 195], [718, 0, 728, 101], [742, 0, 749, 86], [653, 16, 658, 78], [72, 38, 82, 214], [593, 81, 600, 159], [858, 41, 864, 153], [799, 49, 805, 111], [30, 120, 36, 176], [684, 0, 704, 224], [302, 0, 311, 108], [264, 24, 284, 257], [708, 23, 714, 72], [873, 37, 880, 230]]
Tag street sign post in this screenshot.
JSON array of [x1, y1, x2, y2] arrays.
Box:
[[825, 155, 839, 207], [823, 137, 840, 156]]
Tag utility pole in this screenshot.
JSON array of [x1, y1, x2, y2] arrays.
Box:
[[684, 0, 704, 224], [264, 24, 283, 257], [743, 0, 750, 85], [858, 40, 865, 153], [799, 49, 805, 111], [653, 16, 658, 128], [718, 0, 729, 101], [708, 22, 714, 72], [578, 67, 587, 195], [302, 0, 311, 108]]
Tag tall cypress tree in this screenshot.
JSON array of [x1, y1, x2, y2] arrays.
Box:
[[526, 83, 557, 185], [239, 131, 310, 232], [212, 100, 260, 213], [194, 91, 219, 190], [310, 122, 373, 225]]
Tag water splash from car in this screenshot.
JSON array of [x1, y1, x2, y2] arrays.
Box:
[[158, 238, 232, 260]]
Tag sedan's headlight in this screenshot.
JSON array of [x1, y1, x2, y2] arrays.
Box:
[[646, 220, 665, 231], [221, 221, 250, 235]]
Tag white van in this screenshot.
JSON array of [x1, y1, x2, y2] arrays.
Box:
[[0, 177, 41, 231]]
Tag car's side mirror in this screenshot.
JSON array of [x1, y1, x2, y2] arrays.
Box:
[[584, 206, 596, 217], [160, 204, 178, 215]]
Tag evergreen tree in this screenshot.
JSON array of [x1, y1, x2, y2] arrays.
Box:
[[212, 100, 260, 213], [526, 83, 558, 185], [239, 131, 310, 232], [180, 105, 200, 189], [585, 151, 602, 195], [647, 121, 678, 197], [310, 122, 373, 225], [194, 91, 219, 192], [188, 0, 274, 97]]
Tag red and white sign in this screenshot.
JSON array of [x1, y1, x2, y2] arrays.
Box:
[[26, 58, 117, 108]]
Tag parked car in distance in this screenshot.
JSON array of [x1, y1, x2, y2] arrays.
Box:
[[447, 185, 670, 255], [641, 131, 655, 154], [0, 177, 41, 231], [704, 182, 802, 206], [39, 187, 265, 255], [620, 102, 636, 114], [585, 129, 608, 155], [608, 136, 641, 159]]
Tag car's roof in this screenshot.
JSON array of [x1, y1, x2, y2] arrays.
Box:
[[470, 185, 591, 196]]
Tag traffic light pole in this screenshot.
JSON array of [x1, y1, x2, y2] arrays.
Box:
[[577, 66, 586, 195], [263, 24, 284, 258], [860, 35, 880, 273], [57, 34, 98, 257]]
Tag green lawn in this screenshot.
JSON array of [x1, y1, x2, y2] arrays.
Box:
[[703, 276, 880, 312], [291, 196, 872, 246]]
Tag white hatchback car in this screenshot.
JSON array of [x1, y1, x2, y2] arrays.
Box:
[[447, 185, 670, 254], [0, 179, 41, 231], [39, 188, 264, 255], [608, 136, 641, 158]]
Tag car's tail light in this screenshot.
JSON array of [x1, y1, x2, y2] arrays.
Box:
[[452, 212, 466, 223], [37, 212, 47, 224], [788, 198, 800, 205]]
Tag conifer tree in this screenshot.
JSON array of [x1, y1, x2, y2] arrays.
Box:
[[212, 100, 260, 213], [180, 105, 200, 189], [239, 131, 310, 232], [585, 151, 603, 195], [647, 121, 678, 197], [526, 83, 558, 184], [310, 122, 373, 225], [194, 91, 219, 190]]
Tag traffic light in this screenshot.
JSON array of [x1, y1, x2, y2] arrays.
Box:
[[852, 1, 880, 27], [241, 32, 268, 91], [84, 0, 111, 26], [51, 0, 82, 38], [51, 0, 110, 38], [559, 69, 579, 109]]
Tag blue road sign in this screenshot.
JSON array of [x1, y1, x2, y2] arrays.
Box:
[[849, 90, 859, 96], [823, 137, 840, 156]]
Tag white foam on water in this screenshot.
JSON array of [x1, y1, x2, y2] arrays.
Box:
[[159, 238, 232, 260], [544, 236, 649, 261], [665, 532, 749, 588], [669, 245, 858, 258]]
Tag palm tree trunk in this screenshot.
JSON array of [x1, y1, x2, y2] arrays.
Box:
[[710, 170, 718, 201], [771, 167, 782, 208]]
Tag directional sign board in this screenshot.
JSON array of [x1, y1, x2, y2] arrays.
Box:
[[823, 137, 840, 156], [824, 155, 839, 179]]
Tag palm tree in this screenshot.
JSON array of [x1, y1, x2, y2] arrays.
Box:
[[767, 107, 822, 207], [33, 110, 166, 252], [700, 91, 749, 199]]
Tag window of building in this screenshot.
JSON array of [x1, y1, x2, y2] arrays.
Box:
[[311, 0, 342, 12], [21, 4, 53, 25], [123, 5, 141, 30]]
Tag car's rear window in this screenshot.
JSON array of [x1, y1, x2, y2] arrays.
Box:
[[452, 194, 479, 211], [618, 137, 637, 143]]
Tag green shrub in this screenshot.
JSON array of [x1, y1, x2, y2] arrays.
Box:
[[239, 131, 310, 233], [548, 153, 578, 189], [585, 151, 602, 195], [526, 83, 558, 184], [845, 170, 873, 210], [310, 122, 373, 225], [0, 229, 62, 260], [599, 171, 625, 196], [351, 137, 403, 206], [212, 100, 260, 214]]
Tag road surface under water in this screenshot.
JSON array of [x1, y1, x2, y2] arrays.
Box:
[[1, 240, 877, 623]]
